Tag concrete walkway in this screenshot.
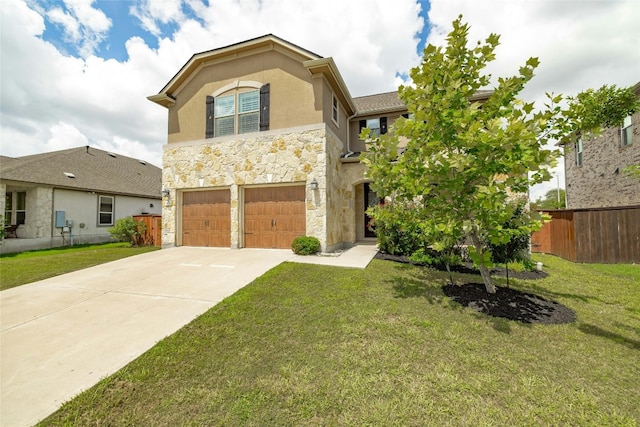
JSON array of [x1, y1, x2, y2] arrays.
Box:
[[0, 243, 377, 427]]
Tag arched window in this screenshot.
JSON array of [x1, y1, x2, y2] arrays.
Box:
[[205, 81, 270, 138]]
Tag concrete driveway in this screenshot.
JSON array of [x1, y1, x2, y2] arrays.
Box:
[[0, 247, 296, 427]]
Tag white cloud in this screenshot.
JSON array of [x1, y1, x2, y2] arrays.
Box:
[[2, 0, 637, 200], [42, 0, 112, 57], [1, 0, 424, 169]]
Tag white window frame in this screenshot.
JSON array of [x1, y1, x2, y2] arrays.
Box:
[[575, 138, 583, 167], [366, 118, 381, 137], [4, 191, 26, 225], [214, 89, 260, 137], [621, 115, 632, 147], [98, 195, 114, 226], [332, 94, 339, 126]]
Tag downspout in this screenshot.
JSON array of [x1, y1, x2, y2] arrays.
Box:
[[346, 111, 358, 154]]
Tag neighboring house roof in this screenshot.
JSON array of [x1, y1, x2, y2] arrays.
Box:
[[0, 147, 161, 198]]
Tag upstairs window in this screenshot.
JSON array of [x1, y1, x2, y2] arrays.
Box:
[[366, 118, 381, 137], [213, 90, 259, 137], [621, 115, 632, 147], [359, 117, 388, 138], [332, 95, 339, 125], [575, 138, 583, 167], [206, 83, 270, 139]]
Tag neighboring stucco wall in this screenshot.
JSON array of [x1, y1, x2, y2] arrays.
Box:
[[167, 50, 323, 144], [162, 124, 332, 250], [53, 189, 161, 244], [565, 109, 640, 208]]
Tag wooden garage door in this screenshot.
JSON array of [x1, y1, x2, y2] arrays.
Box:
[[244, 186, 306, 249], [182, 190, 231, 247]]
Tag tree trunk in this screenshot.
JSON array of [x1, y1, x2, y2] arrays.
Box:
[[469, 232, 497, 294]]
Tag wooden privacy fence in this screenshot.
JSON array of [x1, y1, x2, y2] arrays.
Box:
[[531, 206, 640, 263], [133, 214, 162, 247]]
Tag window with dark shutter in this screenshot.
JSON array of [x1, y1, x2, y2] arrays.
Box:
[[380, 117, 388, 134], [205, 96, 214, 139], [260, 83, 270, 131], [359, 119, 366, 132]]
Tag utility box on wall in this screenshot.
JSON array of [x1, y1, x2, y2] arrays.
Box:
[[55, 211, 66, 228]]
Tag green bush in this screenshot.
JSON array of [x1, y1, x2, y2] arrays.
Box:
[[485, 200, 535, 272], [369, 204, 427, 256], [109, 217, 147, 246], [291, 236, 321, 255]]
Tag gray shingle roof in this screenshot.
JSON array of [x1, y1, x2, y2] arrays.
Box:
[[353, 89, 494, 116], [0, 147, 161, 198], [353, 91, 405, 115]]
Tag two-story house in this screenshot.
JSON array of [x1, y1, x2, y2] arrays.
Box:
[[564, 81, 640, 209], [148, 34, 414, 251]]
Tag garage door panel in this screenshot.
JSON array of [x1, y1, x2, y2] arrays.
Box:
[[244, 186, 306, 249], [182, 190, 231, 247]]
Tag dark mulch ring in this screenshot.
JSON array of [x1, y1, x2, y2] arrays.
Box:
[[443, 283, 576, 324], [374, 252, 549, 280]]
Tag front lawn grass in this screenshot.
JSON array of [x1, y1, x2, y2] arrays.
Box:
[[0, 243, 159, 290], [39, 254, 639, 426]]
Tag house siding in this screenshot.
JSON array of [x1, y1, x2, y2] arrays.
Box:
[[564, 108, 640, 209], [167, 50, 323, 144]]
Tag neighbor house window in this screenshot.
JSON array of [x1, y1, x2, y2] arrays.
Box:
[[575, 138, 583, 167], [621, 115, 632, 147], [98, 195, 114, 226], [332, 95, 339, 125], [4, 191, 26, 225]]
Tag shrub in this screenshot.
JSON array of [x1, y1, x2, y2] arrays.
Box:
[[109, 217, 147, 246], [369, 204, 427, 256], [291, 236, 321, 255]]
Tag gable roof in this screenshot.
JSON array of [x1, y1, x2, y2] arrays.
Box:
[[0, 147, 161, 198], [148, 34, 324, 108]]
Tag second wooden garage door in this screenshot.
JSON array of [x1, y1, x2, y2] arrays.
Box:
[[182, 190, 231, 247], [244, 186, 306, 249]]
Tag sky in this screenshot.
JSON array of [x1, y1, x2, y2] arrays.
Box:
[[1, 0, 638, 201]]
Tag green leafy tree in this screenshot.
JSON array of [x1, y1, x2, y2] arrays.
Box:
[[362, 16, 637, 293], [532, 188, 566, 210]]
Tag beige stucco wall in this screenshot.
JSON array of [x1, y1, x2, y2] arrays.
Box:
[[166, 50, 324, 144], [565, 109, 640, 209], [348, 111, 407, 153]]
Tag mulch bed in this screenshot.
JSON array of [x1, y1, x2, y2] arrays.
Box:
[[374, 252, 548, 280], [442, 283, 576, 324], [377, 251, 575, 324]]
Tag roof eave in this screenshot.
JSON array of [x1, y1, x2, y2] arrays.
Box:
[[147, 93, 176, 108], [304, 58, 356, 116]]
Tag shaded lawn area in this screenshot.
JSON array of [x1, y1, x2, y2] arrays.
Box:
[[39, 254, 639, 426], [0, 243, 160, 290]]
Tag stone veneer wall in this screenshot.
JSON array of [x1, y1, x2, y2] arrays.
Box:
[[0, 183, 5, 224], [25, 187, 53, 238], [565, 110, 640, 209], [162, 124, 331, 250]]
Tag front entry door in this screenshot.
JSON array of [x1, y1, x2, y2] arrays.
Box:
[[364, 183, 380, 238]]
